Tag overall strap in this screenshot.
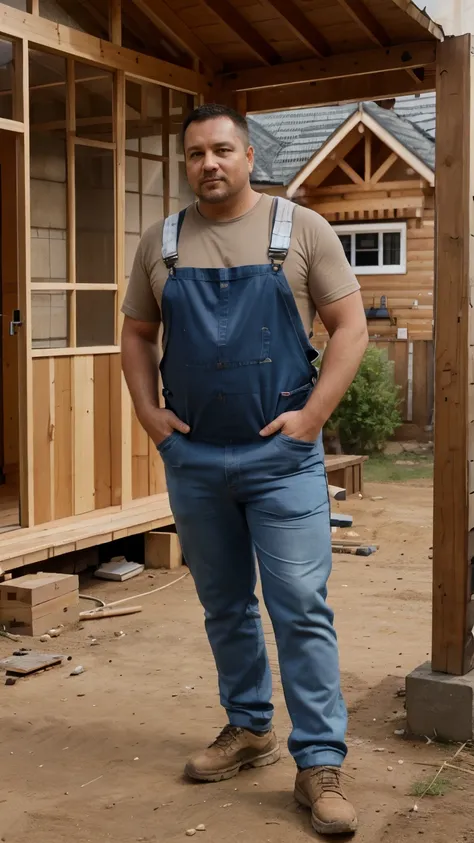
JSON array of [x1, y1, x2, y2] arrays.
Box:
[[162, 208, 187, 269], [268, 197, 295, 263]]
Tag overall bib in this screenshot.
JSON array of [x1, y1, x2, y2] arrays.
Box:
[[158, 197, 347, 769]]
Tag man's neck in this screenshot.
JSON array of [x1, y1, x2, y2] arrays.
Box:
[[198, 186, 260, 222]]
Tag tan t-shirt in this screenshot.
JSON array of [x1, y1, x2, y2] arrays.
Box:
[[122, 193, 359, 334]]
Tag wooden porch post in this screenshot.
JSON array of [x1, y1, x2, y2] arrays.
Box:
[[432, 34, 474, 675]]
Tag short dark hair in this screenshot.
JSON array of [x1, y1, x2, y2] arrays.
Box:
[[182, 103, 249, 146]]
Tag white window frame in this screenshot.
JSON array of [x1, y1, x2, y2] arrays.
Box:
[[333, 221, 407, 275]]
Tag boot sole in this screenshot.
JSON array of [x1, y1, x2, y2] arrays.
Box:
[[185, 745, 281, 783], [294, 787, 358, 836]]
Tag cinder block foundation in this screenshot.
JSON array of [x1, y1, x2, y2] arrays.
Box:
[[406, 661, 474, 742]]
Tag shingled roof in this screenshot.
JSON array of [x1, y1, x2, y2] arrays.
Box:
[[249, 93, 436, 186]]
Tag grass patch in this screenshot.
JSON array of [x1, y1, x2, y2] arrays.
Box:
[[410, 777, 451, 798], [364, 453, 433, 484]]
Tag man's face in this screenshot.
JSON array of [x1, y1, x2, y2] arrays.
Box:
[[184, 116, 254, 204]]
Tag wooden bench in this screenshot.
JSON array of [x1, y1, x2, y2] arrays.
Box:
[[325, 454, 367, 496]]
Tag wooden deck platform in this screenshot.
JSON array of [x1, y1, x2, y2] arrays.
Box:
[[0, 494, 174, 575], [0, 455, 367, 574]]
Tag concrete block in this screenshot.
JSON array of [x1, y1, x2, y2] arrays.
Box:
[[145, 531, 182, 570], [406, 661, 474, 742]]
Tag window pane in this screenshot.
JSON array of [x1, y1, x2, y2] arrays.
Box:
[[30, 50, 66, 128], [76, 290, 115, 347], [355, 232, 379, 267], [75, 63, 113, 142], [383, 232, 401, 266], [0, 38, 14, 120], [39, 1, 107, 37], [32, 291, 69, 348], [75, 145, 115, 284], [338, 234, 351, 263]]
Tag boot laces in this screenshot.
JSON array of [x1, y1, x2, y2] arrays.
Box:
[[210, 725, 243, 751], [311, 766, 346, 796]]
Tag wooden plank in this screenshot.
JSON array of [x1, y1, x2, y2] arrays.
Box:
[[66, 57, 76, 347], [16, 39, 34, 527], [388, 0, 444, 41], [263, 0, 331, 58], [223, 40, 436, 91], [199, 0, 280, 66], [109, 0, 122, 44], [53, 357, 73, 520], [115, 69, 125, 337], [334, 0, 390, 46], [131, 0, 222, 72], [32, 359, 52, 526], [161, 86, 170, 221], [372, 151, 398, 183], [338, 158, 364, 185], [109, 354, 122, 506], [72, 356, 95, 515], [246, 69, 435, 113], [32, 346, 120, 358], [432, 35, 474, 676], [93, 356, 112, 510], [132, 408, 149, 499], [315, 194, 424, 214], [364, 130, 371, 182], [0, 3, 205, 93]]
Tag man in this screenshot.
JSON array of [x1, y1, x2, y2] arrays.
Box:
[[121, 104, 368, 836]]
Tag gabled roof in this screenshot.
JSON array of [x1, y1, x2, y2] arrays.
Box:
[[249, 94, 435, 187]]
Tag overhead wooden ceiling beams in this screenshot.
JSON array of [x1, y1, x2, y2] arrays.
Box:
[[222, 40, 436, 91], [131, 0, 223, 72], [264, 0, 331, 58], [335, 0, 391, 47], [199, 0, 280, 66], [245, 68, 435, 112]]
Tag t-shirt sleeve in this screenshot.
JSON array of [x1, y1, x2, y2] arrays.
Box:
[[121, 226, 161, 323], [296, 206, 360, 308]]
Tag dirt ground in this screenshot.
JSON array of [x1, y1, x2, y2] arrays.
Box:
[[2, 479, 474, 843]]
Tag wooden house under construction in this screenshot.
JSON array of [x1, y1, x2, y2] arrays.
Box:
[[250, 95, 436, 436]]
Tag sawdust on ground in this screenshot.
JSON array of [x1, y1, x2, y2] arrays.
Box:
[[2, 480, 474, 843]]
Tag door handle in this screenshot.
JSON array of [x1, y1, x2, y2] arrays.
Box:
[[9, 309, 22, 336]]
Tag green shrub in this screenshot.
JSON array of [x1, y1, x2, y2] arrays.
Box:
[[325, 346, 402, 454]]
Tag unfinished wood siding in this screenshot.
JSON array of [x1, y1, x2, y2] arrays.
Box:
[[31, 353, 166, 525]]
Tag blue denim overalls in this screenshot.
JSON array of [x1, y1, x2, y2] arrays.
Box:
[[157, 197, 347, 769]]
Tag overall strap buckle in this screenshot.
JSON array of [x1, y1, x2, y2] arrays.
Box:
[[268, 197, 296, 268], [162, 208, 187, 271]]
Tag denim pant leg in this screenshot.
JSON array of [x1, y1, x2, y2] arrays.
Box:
[[164, 439, 274, 732], [244, 441, 348, 769]]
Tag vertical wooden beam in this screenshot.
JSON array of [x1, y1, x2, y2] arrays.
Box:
[[109, 0, 122, 45], [15, 39, 34, 526], [233, 90, 247, 116], [364, 130, 371, 182], [161, 86, 170, 219], [115, 69, 132, 504], [432, 35, 474, 675], [66, 58, 76, 348], [26, 0, 39, 14]]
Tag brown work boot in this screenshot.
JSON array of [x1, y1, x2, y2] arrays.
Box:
[[185, 725, 280, 783], [295, 766, 358, 835]]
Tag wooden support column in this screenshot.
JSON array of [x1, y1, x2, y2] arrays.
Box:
[[432, 35, 474, 675]]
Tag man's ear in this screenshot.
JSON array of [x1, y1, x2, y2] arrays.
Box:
[[247, 144, 255, 173]]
